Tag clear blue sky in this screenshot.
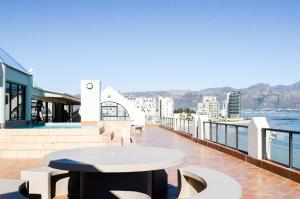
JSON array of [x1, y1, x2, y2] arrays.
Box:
[[1, 0, 299, 94]]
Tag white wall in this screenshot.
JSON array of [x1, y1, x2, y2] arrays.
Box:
[[196, 115, 209, 139], [0, 63, 5, 126], [80, 80, 101, 122], [248, 117, 270, 159], [101, 87, 145, 126]]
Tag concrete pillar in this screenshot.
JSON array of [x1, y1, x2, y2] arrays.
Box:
[[25, 75, 33, 122], [192, 115, 199, 138], [197, 115, 209, 140], [173, 114, 180, 131], [0, 62, 5, 128], [248, 117, 270, 159]]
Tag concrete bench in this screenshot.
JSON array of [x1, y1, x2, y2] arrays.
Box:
[[178, 165, 241, 199], [0, 179, 28, 199], [21, 167, 80, 199]]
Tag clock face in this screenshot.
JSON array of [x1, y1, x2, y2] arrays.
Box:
[[86, 83, 93, 90]]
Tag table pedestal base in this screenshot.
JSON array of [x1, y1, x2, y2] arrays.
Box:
[[80, 171, 153, 199]]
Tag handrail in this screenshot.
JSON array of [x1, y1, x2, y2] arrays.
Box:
[[203, 121, 248, 128], [261, 128, 299, 169], [203, 121, 248, 154], [262, 128, 300, 135]]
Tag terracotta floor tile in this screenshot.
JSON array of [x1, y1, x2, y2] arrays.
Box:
[[0, 127, 299, 199]]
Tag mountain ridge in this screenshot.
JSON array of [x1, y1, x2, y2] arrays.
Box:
[[123, 81, 300, 110]]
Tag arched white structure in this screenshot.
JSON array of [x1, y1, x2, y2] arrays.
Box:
[[101, 87, 145, 126]]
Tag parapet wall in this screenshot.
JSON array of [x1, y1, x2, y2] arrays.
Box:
[[0, 127, 121, 159]]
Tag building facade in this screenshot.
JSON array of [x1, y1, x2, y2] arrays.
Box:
[[127, 96, 174, 117], [197, 96, 219, 119], [0, 48, 80, 128], [226, 91, 241, 119], [127, 97, 159, 117], [158, 97, 174, 118]]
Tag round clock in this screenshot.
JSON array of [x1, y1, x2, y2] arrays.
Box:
[[86, 83, 93, 90]]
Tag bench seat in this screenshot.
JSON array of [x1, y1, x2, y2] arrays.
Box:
[[178, 165, 241, 199], [0, 179, 28, 199]]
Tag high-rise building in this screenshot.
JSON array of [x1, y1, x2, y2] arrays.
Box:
[[197, 96, 219, 119], [223, 91, 241, 119]]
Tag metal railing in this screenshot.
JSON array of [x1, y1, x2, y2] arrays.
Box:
[[160, 117, 174, 129], [262, 128, 300, 169], [174, 118, 193, 135], [203, 122, 248, 154], [145, 116, 161, 125]]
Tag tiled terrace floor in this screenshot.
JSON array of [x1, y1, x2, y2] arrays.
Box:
[[134, 127, 300, 199], [0, 127, 300, 199]]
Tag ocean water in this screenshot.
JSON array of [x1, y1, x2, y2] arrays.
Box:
[[242, 112, 300, 168], [242, 112, 300, 131]]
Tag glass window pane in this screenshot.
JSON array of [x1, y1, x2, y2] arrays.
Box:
[[48, 102, 53, 122], [238, 127, 248, 152], [293, 134, 300, 169], [227, 126, 237, 148], [102, 107, 117, 116], [10, 84, 18, 120], [18, 85, 25, 120], [218, 125, 226, 144], [211, 124, 217, 142], [268, 131, 289, 166], [101, 102, 129, 121], [5, 83, 10, 121]]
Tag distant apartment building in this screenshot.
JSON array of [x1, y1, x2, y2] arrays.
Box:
[[159, 97, 174, 118], [127, 97, 159, 117], [127, 96, 174, 118], [197, 96, 219, 119], [222, 91, 241, 119]]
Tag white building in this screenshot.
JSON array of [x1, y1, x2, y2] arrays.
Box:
[[0, 48, 80, 128], [127, 97, 159, 117], [220, 100, 227, 118], [197, 96, 219, 119], [127, 96, 174, 118], [101, 87, 145, 126], [79, 83, 146, 126], [159, 96, 174, 118]]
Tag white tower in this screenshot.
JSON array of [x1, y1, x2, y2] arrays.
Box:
[[80, 80, 101, 125]]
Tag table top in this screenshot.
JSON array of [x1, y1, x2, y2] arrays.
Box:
[[44, 146, 186, 173]]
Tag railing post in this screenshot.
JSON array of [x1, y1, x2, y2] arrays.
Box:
[[262, 129, 267, 160], [248, 117, 270, 160], [289, 133, 293, 168], [216, 124, 219, 143], [203, 123, 206, 139], [225, 125, 228, 146], [209, 122, 212, 141], [179, 119, 181, 131], [236, 126, 239, 150]]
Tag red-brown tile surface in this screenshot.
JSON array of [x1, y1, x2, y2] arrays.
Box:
[[133, 127, 300, 199], [0, 127, 300, 199]]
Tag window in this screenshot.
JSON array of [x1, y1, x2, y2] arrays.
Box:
[[10, 84, 18, 120], [5, 82, 26, 121], [5, 83, 10, 121], [101, 101, 129, 121]]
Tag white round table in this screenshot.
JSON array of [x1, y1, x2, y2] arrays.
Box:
[[44, 146, 185, 199]]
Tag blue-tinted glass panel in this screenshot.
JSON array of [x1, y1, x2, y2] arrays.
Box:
[[218, 124, 226, 144], [238, 127, 248, 152], [268, 130, 289, 166], [227, 126, 236, 148], [293, 134, 300, 169]]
